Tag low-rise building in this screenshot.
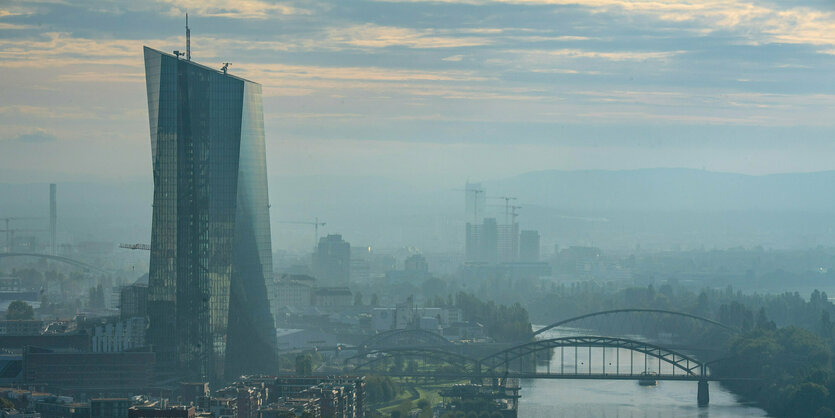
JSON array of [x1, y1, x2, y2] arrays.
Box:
[[22, 347, 154, 395], [0, 321, 44, 336], [275, 329, 336, 351], [90, 398, 132, 418], [128, 405, 195, 418], [275, 275, 315, 308], [271, 376, 365, 418], [311, 287, 352, 307], [34, 401, 89, 418], [91, 317, 146, 353]]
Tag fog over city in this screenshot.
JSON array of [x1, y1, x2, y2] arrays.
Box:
[[2, 0, 835, 417]]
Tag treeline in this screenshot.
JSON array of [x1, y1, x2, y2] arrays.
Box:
[[365, 375, 401, 404], [454, 292, 533, 343], [527, 281, 835, 334], [717, 325, 834, 417]]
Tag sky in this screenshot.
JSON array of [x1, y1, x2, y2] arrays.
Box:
[[2, 0, 835, 188]]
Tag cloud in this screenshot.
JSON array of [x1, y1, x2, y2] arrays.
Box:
[[371, 0, 835, 52], [0, 32, 153, 68], [11, 129, 57, 143], [325, 24, 494, 49], [521, 48, 684, 61], [157, 0, 314, 19], [0, 23, 34, 30]]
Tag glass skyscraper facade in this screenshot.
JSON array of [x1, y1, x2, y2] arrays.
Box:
[[143, 46, 276, 382]]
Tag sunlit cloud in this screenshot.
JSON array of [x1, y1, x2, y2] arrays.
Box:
[[1, 0, 834, 185], [325, 24, 494, 48], [373, 0, 835, 51], [156, 0, 315, 19]]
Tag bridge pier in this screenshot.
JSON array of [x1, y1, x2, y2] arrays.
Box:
[[697, 379, 709, 406]]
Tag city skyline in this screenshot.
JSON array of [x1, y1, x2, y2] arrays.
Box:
[[1, 0, 835, 187], [0, 2, 833, 416]]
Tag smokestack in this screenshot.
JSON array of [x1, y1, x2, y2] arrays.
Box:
[[50, 183, 56, 255]]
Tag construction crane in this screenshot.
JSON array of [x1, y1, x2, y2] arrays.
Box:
[[119, 243, 151, 251], [0, 228, 45, 253], [453, 188, 485, 223], [278, 218, 326, 249], [488, 196, 517, 225], [1, 217, 46, 253], [510, 205, 522, 224]]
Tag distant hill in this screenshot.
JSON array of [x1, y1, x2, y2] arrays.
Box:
[[3, 168, 835, 253], [485, 168, 835, 213]]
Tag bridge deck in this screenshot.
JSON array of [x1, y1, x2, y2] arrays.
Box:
[[313, 371, 750, 382]]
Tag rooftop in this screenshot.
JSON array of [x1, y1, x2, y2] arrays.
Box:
[[143, 46, 258, 85]]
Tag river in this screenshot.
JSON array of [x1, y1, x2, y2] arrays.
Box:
[[517, 328, 768, 417]]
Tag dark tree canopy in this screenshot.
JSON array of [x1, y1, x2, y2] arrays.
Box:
[[6, 300, 34, 320]]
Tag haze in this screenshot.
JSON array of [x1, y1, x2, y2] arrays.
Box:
[[2, 0, 835, 252]]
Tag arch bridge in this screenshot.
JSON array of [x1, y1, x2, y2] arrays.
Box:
[[361, 328, 454, 351], [0, 252, 106, 273], [480, 336, 707, 378], [532, 309, 737, 344], [344, 334, 725, 405]]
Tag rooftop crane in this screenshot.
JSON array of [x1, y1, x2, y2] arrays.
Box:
[[277, 218, 326, 249], [453, 188, 485, 223], [488, 196, 517, 225], [510, 205, 522, 224]]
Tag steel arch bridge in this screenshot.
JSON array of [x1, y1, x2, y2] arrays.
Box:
[[347, 347, 478, 373], [479, 336, 708, 378], [361, 328, 453, 350], [0, 252, 106, 273], [345, 335, 713, 379], [532, 308, 737, 337]]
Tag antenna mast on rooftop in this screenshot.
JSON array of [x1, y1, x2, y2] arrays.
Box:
[[186, 13, 191, 61]]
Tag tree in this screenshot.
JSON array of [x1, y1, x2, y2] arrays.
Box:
[[295, 354, 313, 375], [6, 300, 33, 320], [407, 359, 418, 373], [417, 399, 431, 410], [88, 284, 105, 309]]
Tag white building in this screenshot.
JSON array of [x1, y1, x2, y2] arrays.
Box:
[[276, 275, 315, 308], [91, 317, 146, 353], [371, 307, 452, 332], [275, 328, 337, 351]]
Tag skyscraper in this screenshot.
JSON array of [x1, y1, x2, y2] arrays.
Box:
[[465, 218, 499, 263], [143, 45, 276, 382]]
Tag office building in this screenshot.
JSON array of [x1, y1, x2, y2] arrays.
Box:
[[465, 218, 498, 263], [22, 347, 154, 394], [519, 230, 540, 262], [119, 283, 147, 321], [497, 223, 519, 263], [143, 45, 276, 381], [312, 235, 350, 286]]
